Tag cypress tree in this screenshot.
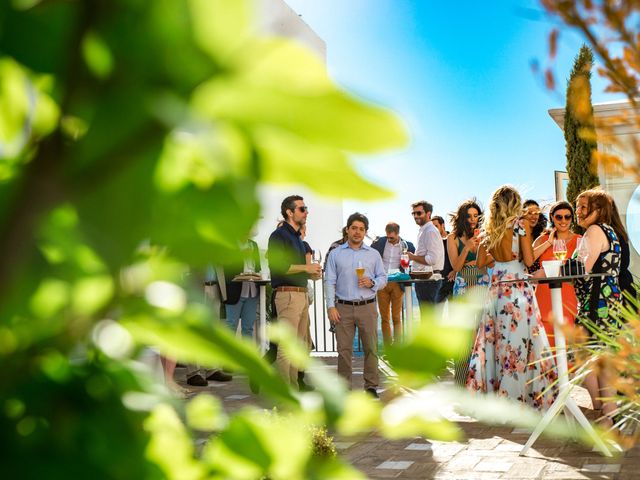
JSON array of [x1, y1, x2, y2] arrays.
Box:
[[564, 44, 599, 206]]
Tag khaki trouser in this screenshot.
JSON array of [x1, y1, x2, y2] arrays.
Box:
[[377, 282, 404, 346], [335, 302, 379, 389], [274, 291, 309, 386]]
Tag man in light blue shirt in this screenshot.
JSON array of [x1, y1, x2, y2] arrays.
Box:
[[325, 212, 387, 397]]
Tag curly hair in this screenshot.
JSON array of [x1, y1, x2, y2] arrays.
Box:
[[484, 185, 522, 251], [450, 199, 483, 239]]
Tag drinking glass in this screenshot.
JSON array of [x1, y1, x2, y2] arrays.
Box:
[[400, 253, 410, 271], [553, 239, 567, 261], [575, 238, 589, 274], [356, 260, 365, 278], [312, 250, 322, 264]]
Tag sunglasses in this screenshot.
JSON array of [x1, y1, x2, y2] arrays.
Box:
[[525, 210, 541, 216], [411, 211, 424, 216], [553, 214, 572, 221], [295, 206, 308, 213]]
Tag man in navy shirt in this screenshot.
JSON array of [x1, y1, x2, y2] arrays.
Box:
[[325, 213, 387, 398], [267, 195, 321, 387]]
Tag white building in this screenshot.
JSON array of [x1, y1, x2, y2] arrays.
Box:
[[254, 0, 344, 264], [549, 100, 639, 278]]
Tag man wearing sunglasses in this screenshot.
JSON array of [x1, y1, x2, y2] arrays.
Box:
[[407, 200, 445, 304], [267, 195, 322, 387]]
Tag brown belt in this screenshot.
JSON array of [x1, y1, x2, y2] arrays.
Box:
[[275, 286, 307, 293]]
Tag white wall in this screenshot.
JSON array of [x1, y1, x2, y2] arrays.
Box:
[[548, 101, 639, 278], [257, 0, 326, 59], [253, 0, 343, 264]]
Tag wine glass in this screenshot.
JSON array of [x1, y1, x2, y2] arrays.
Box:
[[400, 253, 410, 271], [553, 239, 567, 261], [575, 238, 589, 274], [312, 250, 322, 264], [355, 260, 365, 278]]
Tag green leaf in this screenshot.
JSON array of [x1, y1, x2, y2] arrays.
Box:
[[193, 78, 407, 152], [29, 278, 70, 318], [254, 126, 393, 199], [307, 456, 367, 480], [335, 391, 381, 435], [186, 394, 227, 432], [121, 309, 297, 405], [82, 31, 114, 79], [235, 38, 332, 93], [144, 404, 206, 480], [377, 384, 463, 441], [72, 275, 113, 316], [386, 301, 477, 388], [304, 362, 350, 425], [203, 410, 312, 479], [188, 0, 253, 64], [267, 322, 310, 371], [154, 123, 250, 193]]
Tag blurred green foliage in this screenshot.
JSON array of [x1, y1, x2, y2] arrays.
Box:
[[0, 0, 406, 477], [0, 0, 602, 478]]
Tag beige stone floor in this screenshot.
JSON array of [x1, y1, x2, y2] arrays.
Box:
[[176, 357, 638, 480]]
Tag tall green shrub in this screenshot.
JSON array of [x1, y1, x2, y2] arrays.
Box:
[[564, 44, 599, 205]]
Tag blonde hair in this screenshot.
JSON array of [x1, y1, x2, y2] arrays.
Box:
[[484, 185, 522, 251]]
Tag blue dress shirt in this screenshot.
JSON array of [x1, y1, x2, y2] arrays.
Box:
[[324, 242, 387, 309]]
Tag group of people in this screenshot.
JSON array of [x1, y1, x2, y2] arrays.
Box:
[[269, 187, 634, 425], [173, 187, 633, 427]]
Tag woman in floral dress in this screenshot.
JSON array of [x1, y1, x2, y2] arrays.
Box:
[[467, 186, 557, 410]]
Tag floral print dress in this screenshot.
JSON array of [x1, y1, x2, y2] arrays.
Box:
[[466, 222, 557, 410]]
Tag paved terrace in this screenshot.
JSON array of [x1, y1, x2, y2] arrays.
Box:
[[176, 358, 639, 480]]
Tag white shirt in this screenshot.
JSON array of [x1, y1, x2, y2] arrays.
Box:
[[413, 222, 445, 272], [240, 242, 258, 298], [382, 240, 402, 272]]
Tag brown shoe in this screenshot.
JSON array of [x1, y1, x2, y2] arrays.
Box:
[[207, 370, 232, 382]]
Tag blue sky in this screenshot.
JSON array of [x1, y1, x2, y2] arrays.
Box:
[[285, 0, 622, 241]]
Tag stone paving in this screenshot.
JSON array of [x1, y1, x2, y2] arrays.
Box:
[[176, 357, 639, 480]]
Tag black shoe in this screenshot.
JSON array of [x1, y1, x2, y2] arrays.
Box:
[[249, 379, 260, 394], [186, 374, 208, 387], [207, 370, 232, 382], [298, 380, 315, 392], [365, 388, 379, 399]]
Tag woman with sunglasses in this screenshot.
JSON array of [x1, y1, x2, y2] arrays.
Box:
[[532, 201, 581, 348]]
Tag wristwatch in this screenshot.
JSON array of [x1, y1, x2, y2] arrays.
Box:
[[370, 279, 376, 288]]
